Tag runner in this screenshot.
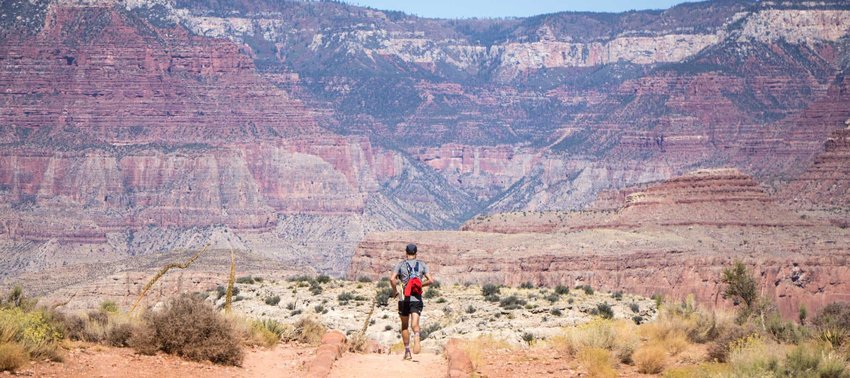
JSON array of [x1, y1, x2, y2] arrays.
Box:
[[389, 243, 434, 360]]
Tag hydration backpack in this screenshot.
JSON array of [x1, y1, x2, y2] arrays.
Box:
[[403, 261, 423, 297]]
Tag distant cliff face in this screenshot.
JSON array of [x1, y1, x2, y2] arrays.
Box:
[[350, 168, 850, 319], [1, 0, 849, 278]]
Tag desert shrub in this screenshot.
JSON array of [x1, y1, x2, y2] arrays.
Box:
[[264, 296, 281, 306], [130, 295, 243, 366], [484, 294, 500, 303], [316, 275, 331, 284], [384, 325, 392, 331], [285, 302, 296, 311], [2, 286, 36, 311], [436, 297, 446, 304], [544, 293, 560, 303], [632, 316, 644, 325], [652, 294, 665, 308], [376, 279, 389, 289], [581, 285, 594, 295], [596, 303, 614, 319], [551, 308, 562, 316], [555, 285, 570, 295], [568, 298, 574, 304], [629, 303, 640, 313], [522, 332, 535, 345], [107, 322, 135, 347], [280, 317, 326, 345], [430, 281, 441, 289], [499, 295, 527, 310], [250, 319, 285, 347], [726, 335, 783, 377], [423, 288, 441, 299], [0, 306, 63, 361], [611, 291, 623, 301], [482, 284, 500, 297], [634, 345, 667, 374], [88, 310, 109, 327], [466, 305, 476, 314], [100, 300, 119, 314], [375, 287, 393, 306], [578, 347, 617, 378], [799, 306, 808, 325], [707, 324, 754, 362], [0, 343, 28, 372], [309, 282, 323, 296], [721, 261, 758, 314], [553, 319, 637, 361], [520, 282, 535, 289], [765, 312, 805, 344], [812, 302, 850, 348], [290, 309, 302, 317], [357, 276, 372, 283], [337, 292, 354, 304], [420, 323, 441, 341], [236, 276, 255, 284]]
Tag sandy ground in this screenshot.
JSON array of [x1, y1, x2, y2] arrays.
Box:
[[20, 342, 447, 378], [22, 343, 315, 378], [329, 352, 446, 378]]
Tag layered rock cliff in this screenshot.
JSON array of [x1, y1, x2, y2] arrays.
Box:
[[351, 169, 850, 318]]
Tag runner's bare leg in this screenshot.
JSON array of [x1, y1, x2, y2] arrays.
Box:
[[400, 315, 412, 359], [411, 312, 421, 354]]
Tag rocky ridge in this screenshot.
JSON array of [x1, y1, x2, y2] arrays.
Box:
[[350, 168, 850, 318]]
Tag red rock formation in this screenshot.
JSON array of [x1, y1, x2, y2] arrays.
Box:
[[351, 169, 850, 318], [780, 128, 850, 212]]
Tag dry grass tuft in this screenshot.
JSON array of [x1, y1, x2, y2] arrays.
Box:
[[280, 317, 326, 345], [662, 363, 731, 378], [553, 319, 638, 364], [0, 343, 28, 372], [130, 295, 243, 366], [577, 347, 617, 378], [459, 335, 512, 367], [634, 345, 668, 374]]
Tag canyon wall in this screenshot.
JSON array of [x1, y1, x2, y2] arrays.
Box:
[[351, 168, 850, 318]]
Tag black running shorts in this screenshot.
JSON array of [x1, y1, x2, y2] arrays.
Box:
[[398, 299, 423, 316]]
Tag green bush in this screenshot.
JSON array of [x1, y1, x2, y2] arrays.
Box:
[[264, 296, 281, 306], [522, 332, 535, 344], [482, 284, 500, 297], [100, 300, 119, 314], [313, 305, 325, 313], [420, 323, 441, 341], [338, 292, 354, 304], [596, 302, 614, 319], [466, 305, 476, 314], [812, 302, 850, 348], [545, 293, 560, 303], [632, 316, 644, 325], [551, 308, 562, 316], [499, 295, 527, 310], [629, 303, 640, 313], [236, 276, 255, 285], [612, 291, 623, 301], [520, 282, 535, 289], [316, 275, 331, 284], [484, 294, 500, 303], [554, 285, 570, 295], [721, 261, 758, 310], [423, 288, 441, 299], [357, 276, 373, 283]]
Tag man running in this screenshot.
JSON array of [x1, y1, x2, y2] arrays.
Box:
[[389, 243, 434, 361]]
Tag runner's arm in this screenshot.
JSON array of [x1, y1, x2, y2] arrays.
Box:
[[422, 272, 434, 287], [389, 270, 399, 297]]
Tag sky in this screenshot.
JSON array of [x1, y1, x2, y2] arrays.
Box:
[[346, 1, 696, 19]]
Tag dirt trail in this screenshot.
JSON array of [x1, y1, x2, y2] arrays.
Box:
[[329, 353, 447, 378], [26, 343, 315, 378]]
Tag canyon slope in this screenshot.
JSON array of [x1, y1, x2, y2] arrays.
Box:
[[350, 166, 850, 318], [1, 0, 850, 294]]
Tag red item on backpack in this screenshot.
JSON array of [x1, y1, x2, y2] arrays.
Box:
[[403, 261, 423, 297]]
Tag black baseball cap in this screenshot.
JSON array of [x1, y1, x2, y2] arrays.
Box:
[[405, 243, 417, 255]]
